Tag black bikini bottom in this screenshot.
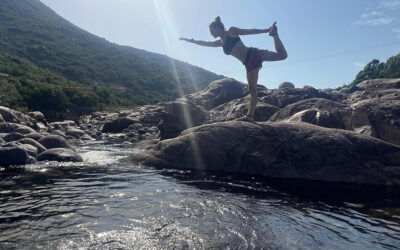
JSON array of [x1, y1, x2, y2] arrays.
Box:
[[243, 47, 264, 73]]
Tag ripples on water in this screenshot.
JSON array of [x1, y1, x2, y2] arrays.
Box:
[[0, 141, 400, 249]]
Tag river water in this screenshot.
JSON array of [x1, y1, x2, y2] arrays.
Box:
[[1, 141, 400, 249]]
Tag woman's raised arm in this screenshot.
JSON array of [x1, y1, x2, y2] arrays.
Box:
[[180, 38, 222, 47], [229, 22, 276, 36]]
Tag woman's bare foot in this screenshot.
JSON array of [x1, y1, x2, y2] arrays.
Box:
[[269, 22, 278, 36], [235, 115, 255, 122]]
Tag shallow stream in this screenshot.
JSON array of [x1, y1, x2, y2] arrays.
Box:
[[1, 141, 400, 249]]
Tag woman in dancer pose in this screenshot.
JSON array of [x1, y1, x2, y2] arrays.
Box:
[[180, 16, 287, 121]]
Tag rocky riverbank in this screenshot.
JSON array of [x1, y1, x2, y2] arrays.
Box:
[[2, 77, 400, 187]]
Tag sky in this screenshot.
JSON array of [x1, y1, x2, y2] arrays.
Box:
[[40, 0, 400, 89]]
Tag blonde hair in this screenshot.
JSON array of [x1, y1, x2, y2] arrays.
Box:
[[209, 16, 225, 31]]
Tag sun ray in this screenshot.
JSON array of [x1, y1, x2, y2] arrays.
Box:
[[153, 0, 204, 169]]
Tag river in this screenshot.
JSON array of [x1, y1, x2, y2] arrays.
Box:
[[1, 141, 400, 249]]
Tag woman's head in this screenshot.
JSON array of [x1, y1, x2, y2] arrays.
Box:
[[209, 16, 225, 38]]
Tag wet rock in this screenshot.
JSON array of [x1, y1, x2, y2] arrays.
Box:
[[36, 148, 83, 162], [51, 130, 67, 138], [49, 120, 77, 130], [28, 111, 48, 125], [24, 133, 43, 141], [181, 78, 247, 110], [65, 128, 86, 138], [80, 134, 95, 141], [0, 123, 36, 134], [0, 146, 30, 167], [279, 82, 295, 89], [158, 101, 207, 139], [18, 138, 47, 153], [38, 135, 72, 150], [102, 117, 139, 133], [21, 144, 38, 157], [0, 106, 36, 127], [3, 132, 25, 142], [127, 121, 400, 186]]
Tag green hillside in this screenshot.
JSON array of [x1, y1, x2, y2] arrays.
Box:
[[0, 0, 222, 114], [351, 53, 400, 85]]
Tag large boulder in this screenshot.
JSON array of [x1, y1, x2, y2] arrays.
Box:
[[0, 146, 30, 167], [3, 132, 25, 142], [181, 78, 247, 110], [126, 121, 400, 186], [259, 86, 331, 108], [0, 106, 36, 127], [65, 128, 86, 138], [102, 117, 139, 133], [28, 111, 48, 125], [269, 98, 351, 129], [37, 148, 83, 162], [24, 133, 43, 141], [278, 82, 295, 89], [356, 78, 400, 91], [158, 101, 208, 139], [18, 138, 47, 153], [0, 123, 36, 134], [38, 135, 72, 149], [49, 120, 77, 130], [209, 97, 279, 122], [347, 96, 400, 146]]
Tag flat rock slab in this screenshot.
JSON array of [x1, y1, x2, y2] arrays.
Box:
[[126, 121, 400, 186], [37, 148, 83, 162]]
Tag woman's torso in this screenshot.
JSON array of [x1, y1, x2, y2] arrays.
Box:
[[221, 29, 248, 63]]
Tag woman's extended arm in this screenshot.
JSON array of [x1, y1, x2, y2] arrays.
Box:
[[229, 22, 276, 36], [229, 27, 270, 36], [180, 38, 222, 47]]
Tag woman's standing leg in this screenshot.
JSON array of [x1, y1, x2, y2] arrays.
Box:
[[247, 68, 260, 116], [236, 68, 260, 121]]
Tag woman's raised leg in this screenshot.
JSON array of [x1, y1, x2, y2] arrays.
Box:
[[262, 23, 287, 62]]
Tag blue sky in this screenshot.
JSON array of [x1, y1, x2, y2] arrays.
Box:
[[40, 0, 400, 89]]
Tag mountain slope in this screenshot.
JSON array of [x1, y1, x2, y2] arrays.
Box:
[[0, 0, 222, 114]]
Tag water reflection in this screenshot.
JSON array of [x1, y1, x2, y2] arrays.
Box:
[[0, 142, 399, 249]]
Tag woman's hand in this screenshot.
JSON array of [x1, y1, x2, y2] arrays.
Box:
[[179, 37, 193, 42]]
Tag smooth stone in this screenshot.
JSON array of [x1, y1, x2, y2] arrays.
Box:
[[0, 147, 30, 167], [37, 148, 83, 162], [65, 128, 86, 138], [0, 122, 36, 134], [279, 82, 295, 89], [3, 132, 25, 142], [18, 138, 47, 153], [51, 130, 67, 138], [38, 135, 72, 149], [24, 133, 43, 141], [21, 144, 38, 157], [102, 117, 139, 133]]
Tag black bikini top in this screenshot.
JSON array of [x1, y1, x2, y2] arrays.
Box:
[[223, 35, 241, 55]]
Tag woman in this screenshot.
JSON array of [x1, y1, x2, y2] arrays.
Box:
[[180, 16, 287, 121]]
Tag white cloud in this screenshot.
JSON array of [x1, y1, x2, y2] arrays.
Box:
[[355, 0, 400, 26], [380, 0, 400, 8]]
